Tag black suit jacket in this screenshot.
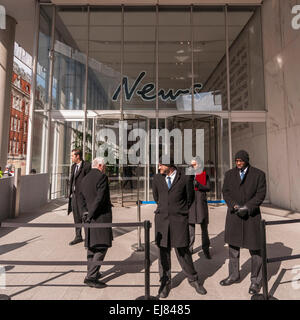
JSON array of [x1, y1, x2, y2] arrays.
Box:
[[79, 169, 113, 248], [152, 168, 194, 248], [67, 160, 91, 215], [222, 165, 266, 250]]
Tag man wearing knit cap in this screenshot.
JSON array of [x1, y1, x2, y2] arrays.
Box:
[[220, 150, 266, 295]]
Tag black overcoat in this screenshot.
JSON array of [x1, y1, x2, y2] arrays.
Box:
[[67, 160, 91, 215], [222, 166, 266, 250], [79, 169, 113, 248], [152, 169, 194, 248], [189, 174, 211, 224]]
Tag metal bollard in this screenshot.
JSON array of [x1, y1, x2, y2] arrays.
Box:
[[261, 219, 269, 300], [131, 200, 144, 252], [136, 220, 156, 300], [137, 200, 142, 249], [144, 220, 150, 299]]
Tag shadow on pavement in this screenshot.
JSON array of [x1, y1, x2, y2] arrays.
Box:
[[171, 231, 227, 289], [0, 236, 41, 256], [100, 243, 159, 286], [239, 241, 293, 285], [0, 199, 69, 238]]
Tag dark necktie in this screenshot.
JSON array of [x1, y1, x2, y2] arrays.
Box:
[[72, 165, 79, 192], [167, 176, 172, 189]]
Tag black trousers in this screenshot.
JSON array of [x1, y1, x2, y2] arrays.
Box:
[[189, 222, 210, 253], [158, 246, 198, 284], [87, 247, 108, 279], [228, 245, 262, 285], [71, 194, 82, 238]]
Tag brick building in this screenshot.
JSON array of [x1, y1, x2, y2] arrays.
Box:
[[7, 62, 31, 175]]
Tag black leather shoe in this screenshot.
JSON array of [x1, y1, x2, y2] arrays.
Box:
[[249, 283, 261, 295], [69, 237, 83, 246], [96, 272, 102, 280], [158, 281, 171, 298], [219, 276, 240, 286], [203, 249, 212, 260], [84, 278, 107, 288], [189, 281, 207, 295]]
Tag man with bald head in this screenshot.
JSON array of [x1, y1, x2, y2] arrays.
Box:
[[220, 150, 266, 295]]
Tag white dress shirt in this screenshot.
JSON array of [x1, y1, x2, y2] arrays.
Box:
[[239, 166, 248, 179], [165, 169, 177, 187]]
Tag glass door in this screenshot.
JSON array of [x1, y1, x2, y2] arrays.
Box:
[[94, 115, 148, 206], [166, 114, 229, 200]]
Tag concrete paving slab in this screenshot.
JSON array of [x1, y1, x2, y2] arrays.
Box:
[[0, 200, 300, 300]]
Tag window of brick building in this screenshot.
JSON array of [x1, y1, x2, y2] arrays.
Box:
[[13, 116, 17, 131]]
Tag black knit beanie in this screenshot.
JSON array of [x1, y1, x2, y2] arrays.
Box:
[[235, 150, 249, 165]]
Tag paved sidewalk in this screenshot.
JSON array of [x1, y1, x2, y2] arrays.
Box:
[[0, 200, 300, 300]]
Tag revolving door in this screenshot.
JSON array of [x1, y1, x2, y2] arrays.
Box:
[[167, 114, 229, 200], [94, 114, 149, 206]]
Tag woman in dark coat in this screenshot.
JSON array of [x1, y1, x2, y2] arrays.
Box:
[[188, 157, 211, 259]]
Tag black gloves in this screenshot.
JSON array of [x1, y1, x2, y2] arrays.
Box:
[[233, 205, 249, 218], [82, 212, 91, 223]]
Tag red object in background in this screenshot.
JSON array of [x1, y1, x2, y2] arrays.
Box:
[[195, 171, 206, 191]]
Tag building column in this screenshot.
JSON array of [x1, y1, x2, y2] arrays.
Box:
[[0, 15, 17, 170]]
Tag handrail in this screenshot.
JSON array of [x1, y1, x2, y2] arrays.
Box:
[[0, 220, 154, 300], [254, 219, 300, 300]]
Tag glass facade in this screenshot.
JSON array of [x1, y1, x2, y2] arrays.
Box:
[[88, 7, 121, 110], [53, 7, 88, 110], [32, 3, 267, 203]]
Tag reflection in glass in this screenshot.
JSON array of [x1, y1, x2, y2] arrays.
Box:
[[193, 7, 227, 111], [123, 8, 156, 110], [231, 122, 268, 175], [53, 7, 88, 110], [158, 8, 192, 110], [88, 8, 121, 110], [33, 6, 53, 173], [228, 7, 265, 110]]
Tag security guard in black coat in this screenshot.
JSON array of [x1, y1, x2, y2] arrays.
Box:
[[220, 150, 266, 295], [152, 158, 207, 298], [68, 149, 91, 245]]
